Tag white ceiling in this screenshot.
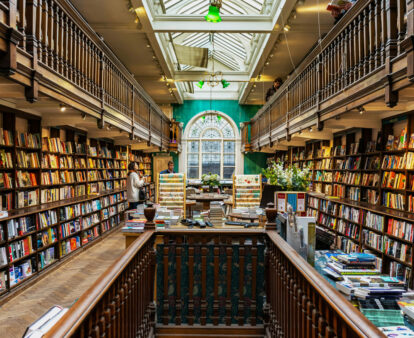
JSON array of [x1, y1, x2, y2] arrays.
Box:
[[70, 0, 333, 105]]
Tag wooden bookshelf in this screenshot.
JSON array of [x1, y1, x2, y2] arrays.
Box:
[[307, 193, 413, 288], [0, 112, 129, 298]]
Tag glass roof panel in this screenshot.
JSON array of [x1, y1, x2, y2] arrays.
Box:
[[163, 0, 265, 15], [175, 32, 256, 71]]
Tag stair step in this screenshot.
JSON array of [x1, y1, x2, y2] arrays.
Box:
[[155, 325, 265, 338]]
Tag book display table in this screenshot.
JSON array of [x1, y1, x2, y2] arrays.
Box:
[[187, 193, 229, 210]]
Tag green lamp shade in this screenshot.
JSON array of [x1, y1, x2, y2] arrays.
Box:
[[196, 80, 205, 88], [205, 5, 222, 23], [217, 115, 222, 121], [221, 79, 230, 88]]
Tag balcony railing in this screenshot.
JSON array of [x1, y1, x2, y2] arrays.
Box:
[[244, 0, 410, 150], [0, 0, 170, 146], [43, 228, 384, 338]]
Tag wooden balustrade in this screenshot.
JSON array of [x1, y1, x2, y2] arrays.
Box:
[[155, 229, 266, 327], [43, 231, 156, 338], [0, 0, 169, 144], [42, 229, 385, 337], [265, 231, 383, 337], [247, 0, 410, 150]]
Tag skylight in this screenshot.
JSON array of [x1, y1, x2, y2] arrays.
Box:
[[163, 0, 265, 15]]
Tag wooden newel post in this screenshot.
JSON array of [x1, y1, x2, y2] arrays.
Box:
[[265, 202, 277, 231], [144, 202, 156, 230]]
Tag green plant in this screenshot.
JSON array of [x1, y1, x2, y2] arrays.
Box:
[[201, 172, 220, 187], [262, 161, 311, 191]]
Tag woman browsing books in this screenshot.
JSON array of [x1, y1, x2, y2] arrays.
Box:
[[126, 162, 145, 210]]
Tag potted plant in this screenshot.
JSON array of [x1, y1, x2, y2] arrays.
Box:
[[262, 161, 311, 213], [201, 172, 221, 193]]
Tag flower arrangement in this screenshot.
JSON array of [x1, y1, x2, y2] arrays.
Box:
[[262, 161, 311, 191], [201, 172, 220, 187]]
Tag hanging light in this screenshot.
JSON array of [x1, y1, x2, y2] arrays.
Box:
[[221, 79, 230, 88], [217, 115, 222, 121], [205, 0, 222, 23], [196, 80, 205, 89]]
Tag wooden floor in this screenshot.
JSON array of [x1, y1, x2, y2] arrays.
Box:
[[0, 230, 126, 338]]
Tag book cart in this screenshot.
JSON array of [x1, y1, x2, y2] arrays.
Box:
[[233, 174, 262, 208], [157, 173, 186, 218]]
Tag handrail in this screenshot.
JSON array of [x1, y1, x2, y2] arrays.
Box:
[[0, 0, 170, 140], [44, 230, 155, 337], [42, 228, 386, 337], [266, 231, 383, 337], [248, 0, 408, 148]]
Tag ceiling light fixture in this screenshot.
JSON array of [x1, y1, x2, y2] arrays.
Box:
[[221, 79, 230, 88], [60, 104, 66, 112], [205, 0, 222, 23], [284, 24, 291, 32], [309, 126, 313, 132], [359, 106, 366, 115], [81, 112, 86, 120], [196, 80, 205, 89]]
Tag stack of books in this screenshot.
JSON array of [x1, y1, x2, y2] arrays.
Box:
[[209, 202, 224, 226], [336, 275, 406, 299], [122, 219, 146, 233], [323, 252, 382, 280]]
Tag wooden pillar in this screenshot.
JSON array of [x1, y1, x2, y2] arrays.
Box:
[[0, 0, 23, 75]]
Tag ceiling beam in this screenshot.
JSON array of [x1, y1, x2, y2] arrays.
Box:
[[150, 16, 275, 33], [279, 139, 306, 147], [295, 130, 333, 140], [324, 118, 382, 130], [173, 72, 251, 82]]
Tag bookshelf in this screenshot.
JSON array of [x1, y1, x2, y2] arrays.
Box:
[[0, 111, 129, 298], [302, 115, 414, 288], [307, 194, 413, 287]]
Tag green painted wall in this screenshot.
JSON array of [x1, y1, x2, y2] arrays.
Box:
[[172, 100, 267, 174]]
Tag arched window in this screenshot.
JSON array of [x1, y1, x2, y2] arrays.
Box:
[[186, 113, 237, 179]]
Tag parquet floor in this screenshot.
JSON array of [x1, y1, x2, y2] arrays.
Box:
[[0, 229, 126, 338]]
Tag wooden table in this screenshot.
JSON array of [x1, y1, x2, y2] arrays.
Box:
[[228, 212, 259, 223], [187, 193, 230, 210]]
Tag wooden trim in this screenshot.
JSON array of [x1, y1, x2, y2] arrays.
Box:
[[266, 230, 383, 337], [43, 230, 155, 337]]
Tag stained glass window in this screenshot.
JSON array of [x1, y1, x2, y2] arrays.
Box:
[[187, 114, 236, 179]]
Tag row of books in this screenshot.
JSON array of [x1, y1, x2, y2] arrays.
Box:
[[386, 127, 409, 150], [362, 230, 383, 251], [382, 171, 406, 190], [337, 220, 359, 239], [16, 132, 41, 149], [0, 172, 12, 189], [36, 228, 57, 248], [387, 219, 414, 241], [0, 129, 13, 146], [17, 171, 37, 187], [16, 150, 40, 168], [0, 150, 13, 168], [384, 237, 412, 264], [9, 236, 34, 262], [382, 192, 405, 210], [7, 215, 37, 238]]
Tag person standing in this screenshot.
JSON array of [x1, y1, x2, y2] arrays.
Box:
[[160, 161, 175, 174], [126, 162, 145, 210], [265, 77, 283, 102]]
